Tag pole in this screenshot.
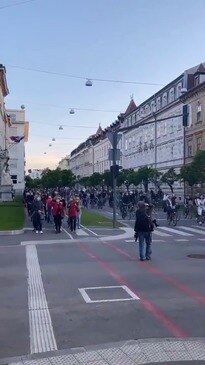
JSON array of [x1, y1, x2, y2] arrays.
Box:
[[112, 131, 117, 228]]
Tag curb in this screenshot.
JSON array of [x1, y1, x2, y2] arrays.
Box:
[[0, 228, 24, 236]]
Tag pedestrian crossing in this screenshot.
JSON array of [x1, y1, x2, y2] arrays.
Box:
[[125, 225, 205, 243]]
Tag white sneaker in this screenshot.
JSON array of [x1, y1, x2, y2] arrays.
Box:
[[36, 230, 39, 234], [40, 231, 43, 234]]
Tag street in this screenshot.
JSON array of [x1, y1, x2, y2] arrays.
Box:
[[0, 211, 205, 364]]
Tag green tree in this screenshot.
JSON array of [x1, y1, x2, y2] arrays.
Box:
[[180, 164, 199, 197], [137, 166, 157, 193], [192, 150, 205, 183], [161, 168, 178, 193], [89, 172, 103, 187]]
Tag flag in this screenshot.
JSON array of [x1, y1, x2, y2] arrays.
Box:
[[10, 136, 24, 143]]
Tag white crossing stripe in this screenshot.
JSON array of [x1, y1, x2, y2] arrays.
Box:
[[176, 239, 189, 242], [158, 227, 193, 236], [197, 238, 205, 241], [26, 245, 57, 354], [153, 230, 171, 237], [125, 239, 164, 243], [178, 226, 205, 235], [75, 228, 89, 236]]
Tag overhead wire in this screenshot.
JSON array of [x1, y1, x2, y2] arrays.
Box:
[[7, 64, 165, 86], [0, 0, 38, 10]]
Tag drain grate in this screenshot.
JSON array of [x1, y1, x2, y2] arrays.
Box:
[[187, 254, 205, 259]]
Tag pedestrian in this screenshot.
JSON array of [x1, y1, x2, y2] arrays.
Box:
[[134, 201, 153, 261], [67, 197, 79, 233], [31, 196, 44, 234], [46, 195, 53, 223], [75, 196, 82, 229], [52, 198, 65, 233]]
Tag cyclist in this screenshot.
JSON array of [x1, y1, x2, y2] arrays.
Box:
[[195, 194, 205, 225], [166, 195, 176, 220]]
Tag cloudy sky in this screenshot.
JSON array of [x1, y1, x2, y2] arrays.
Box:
[[2, 0, 205, 170]]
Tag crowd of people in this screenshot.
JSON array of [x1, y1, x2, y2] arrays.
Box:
[[24, 189, 82, 234], [24, 186, 205, 262]]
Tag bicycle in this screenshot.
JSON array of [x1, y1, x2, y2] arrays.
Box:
[[167, 209, 178, 226]]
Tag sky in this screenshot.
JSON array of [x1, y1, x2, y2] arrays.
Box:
[[2, 0, 205, 170]]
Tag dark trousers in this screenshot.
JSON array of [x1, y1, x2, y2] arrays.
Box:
[[54, 214, 62, 233], [32, 212, 42, 231], [70, 216, 76, 232]]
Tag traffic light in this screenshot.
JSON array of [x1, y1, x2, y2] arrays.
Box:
[[110, 164, 122, 178], [183, 104, 192, 127]]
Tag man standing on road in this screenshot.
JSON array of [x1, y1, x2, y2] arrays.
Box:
[[134, 201, 153, 261]]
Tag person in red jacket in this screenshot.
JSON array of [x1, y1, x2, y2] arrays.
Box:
[[52, 198, 65, 233], [67, 198, 79, 233]]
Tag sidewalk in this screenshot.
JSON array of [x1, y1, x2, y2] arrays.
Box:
[[4, 338, 205, 365]]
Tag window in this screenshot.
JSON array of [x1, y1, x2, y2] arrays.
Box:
[[11, 175, 17, 184], [169, 88, 175, 103], [128, 138, 132, 148], [197, 102, 202, 122], [125, 139, 128, 151], [187, 140, 192, 157], [162, 93, 167, 107], [196, 136, 202, 150], [170, 123, 174, 134], [157, 124, 161, 138], [132, 136, 135, 147], [170, 146, 174, 159], [162, 122, 167, 135], [157, 97, 161, 110], [9, 114, 16, 122], [176, 83, 182, 98]]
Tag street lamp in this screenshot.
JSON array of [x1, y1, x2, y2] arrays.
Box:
[[59, 125, 63, 130], [85, 79, 93, 87], [69, 109, 75, 114]]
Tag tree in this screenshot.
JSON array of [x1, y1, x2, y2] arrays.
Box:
[[89, 173, 103, 187], [149, 169, 162, 189], [192, 150, 205, 183], [102, 171, 112, 187], [161, 168, 179, 193], [180, 164, 199, 196], [137, 166, 157, 193]]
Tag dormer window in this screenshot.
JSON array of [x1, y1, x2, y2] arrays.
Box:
[[162, 93, 167, 107]]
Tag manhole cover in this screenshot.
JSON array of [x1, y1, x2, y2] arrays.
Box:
[[187, 254, 205, 259]]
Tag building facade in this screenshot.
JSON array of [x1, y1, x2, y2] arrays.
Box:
[[7, 109, 29, 193], [58, 155, 70, 170], [67, 61, 205, 195], [28, 169, 43, 180], [0, 64, 11, 200]]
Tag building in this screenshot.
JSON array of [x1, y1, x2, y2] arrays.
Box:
[[121, 62, 205, 195], [0, 64, 11, 200], [58, 155, 70, 170], [180, 65, 205, 164], [28, 169, 43, 180], [7, 108, 29, 194], [66, 61, 205, 195]]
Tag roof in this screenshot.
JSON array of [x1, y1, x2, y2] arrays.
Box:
[[124, 99, 137, 116], [96, 123, 103, 135], [185, 61, 205, 75]]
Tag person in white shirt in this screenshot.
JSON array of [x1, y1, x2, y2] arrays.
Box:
[[195, 194, 205, 224]]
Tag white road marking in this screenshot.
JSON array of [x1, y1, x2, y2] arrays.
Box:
[[62, 227, 74, 240], [78, 285, 140, 303], [153, 230, 171, 237], [75, 228, 89, 236], [80, 224, 99, 236], [178, 226, 205, 235], [125, 239, 164, 243], [101, 227, 134, 241], [158, 227, 193, 236], [197, 238, 205, 241], [175, 239, 189, 242], [26, 245, 57, 354], [22, 239, 72, 246]]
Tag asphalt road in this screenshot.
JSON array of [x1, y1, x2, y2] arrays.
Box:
[[0, 208, 205, 361]]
